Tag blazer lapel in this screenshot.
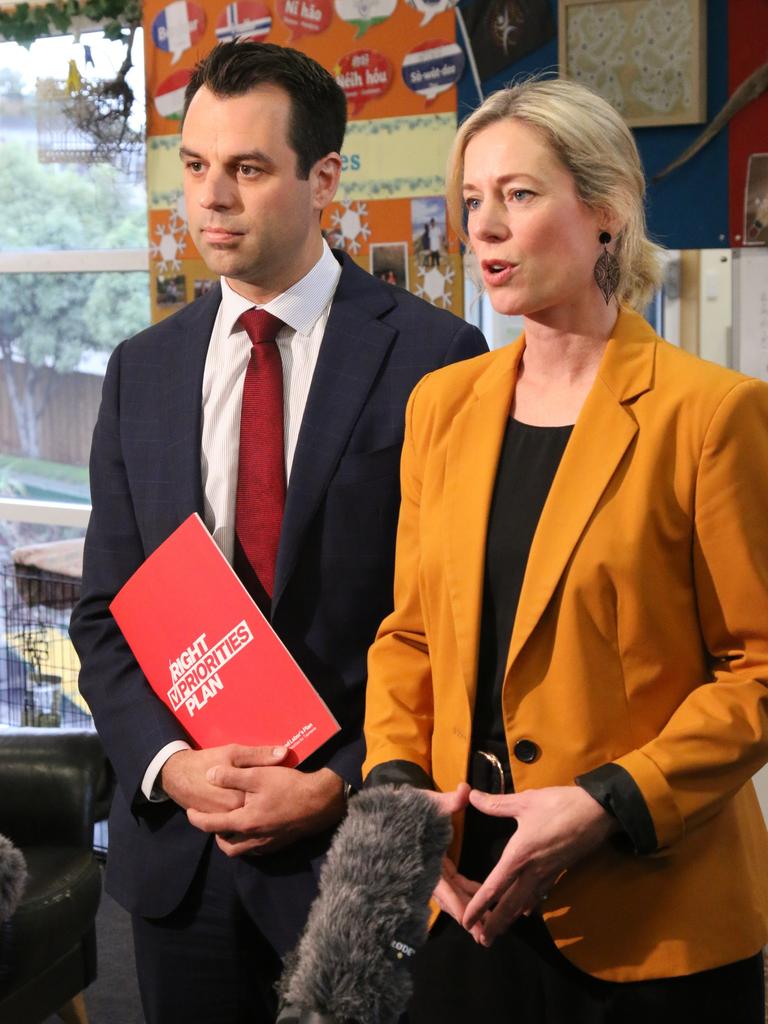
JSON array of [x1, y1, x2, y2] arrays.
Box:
[[162, 285, 221, 522], [505, 309, 657, 674], [444, 340, 525, 699], [272, 256, 397, 609]]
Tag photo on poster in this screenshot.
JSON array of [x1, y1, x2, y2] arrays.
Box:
[[411, 196, 447, 269], [744, 153, 768, 246], [194, 278, 216, 299], [370, 242, 409, 288], [157, 274, 187, 306], [323, 226, 344, 250]]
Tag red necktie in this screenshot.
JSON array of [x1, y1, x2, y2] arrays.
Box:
[[234, 308, 285, 605]]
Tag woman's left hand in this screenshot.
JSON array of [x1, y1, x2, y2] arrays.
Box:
[[462, 785, 619, 945]]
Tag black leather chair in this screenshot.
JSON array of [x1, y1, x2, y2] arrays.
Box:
[[0, 728, 112, 1024]]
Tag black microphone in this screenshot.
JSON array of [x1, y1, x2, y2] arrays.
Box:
[[0, 834, 27, 923], [276, 785, 452, 1024]]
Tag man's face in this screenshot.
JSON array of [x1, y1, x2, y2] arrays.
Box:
[[181, 84, 340, 303]]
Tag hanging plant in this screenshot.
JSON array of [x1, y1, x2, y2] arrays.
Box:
[[0, 0, 141, 47], [60, 22, 142, 153], [1, 0, 142, 121], [1, 0, 144, 171]]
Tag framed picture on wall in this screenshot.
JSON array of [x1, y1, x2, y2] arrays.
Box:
[[370, 242, 409, 289], [744, 154, 768, 246], [558, 0, 707, 127]]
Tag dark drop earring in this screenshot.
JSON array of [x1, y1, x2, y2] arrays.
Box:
[[594, 230, 620, 304]]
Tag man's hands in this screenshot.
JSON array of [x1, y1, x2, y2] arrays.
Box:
[[186, 752, 346, 857], [423, 783, 619, 947], [160, 744, 287, 813], [161, 744, 346, 856]]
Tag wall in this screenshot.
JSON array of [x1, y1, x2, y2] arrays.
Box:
[[456, 0, 768, 250], [143, 0, 467, 323], [697, 248, 732, 366]]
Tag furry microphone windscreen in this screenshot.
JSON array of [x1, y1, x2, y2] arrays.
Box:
[[277, 785, 452, 1024], [0, 834, 27, 923]]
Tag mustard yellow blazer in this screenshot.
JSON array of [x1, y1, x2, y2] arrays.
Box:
[[363, 308, 768, 982]]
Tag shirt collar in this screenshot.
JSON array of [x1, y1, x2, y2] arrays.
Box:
[[219, 240, 341, 339]]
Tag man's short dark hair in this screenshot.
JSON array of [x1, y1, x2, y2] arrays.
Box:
[[183, 41, 347, 179]]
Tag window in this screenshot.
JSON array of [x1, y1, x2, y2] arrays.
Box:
[[0, 28, 149, 561]]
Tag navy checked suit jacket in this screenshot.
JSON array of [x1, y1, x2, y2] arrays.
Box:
[[70, 251, 486, 950]]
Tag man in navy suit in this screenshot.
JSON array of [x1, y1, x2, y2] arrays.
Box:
[[70, 41, 485, 1024]]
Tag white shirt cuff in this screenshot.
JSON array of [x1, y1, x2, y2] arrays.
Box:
[[141, 740, 192, 802]]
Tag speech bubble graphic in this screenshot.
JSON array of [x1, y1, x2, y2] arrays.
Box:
[[335, 49, 392, 115], [401, 38, 465, 103], [152, 1, 206, 64], [277, 0, 332, 40], [154, 68, 193, 121], [406, 0, 457, 28], [334, 0, 395, 38], [215, 1, 272, 42]]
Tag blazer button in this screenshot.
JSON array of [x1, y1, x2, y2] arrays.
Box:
[[513, 739, 540, 764]]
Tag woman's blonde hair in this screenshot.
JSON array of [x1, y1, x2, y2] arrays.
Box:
[[447, 77, 663, 311]]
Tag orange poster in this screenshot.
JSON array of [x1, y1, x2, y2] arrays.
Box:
[[143, 0, 464, 320]]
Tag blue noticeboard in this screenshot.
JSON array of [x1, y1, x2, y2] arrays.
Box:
[[456, 0, 730, 251]]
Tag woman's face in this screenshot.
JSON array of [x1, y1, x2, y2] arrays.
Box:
[[462, 118, 607, 320]]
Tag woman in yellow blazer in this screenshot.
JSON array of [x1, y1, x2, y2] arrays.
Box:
[[362, 78, 768, 1023]]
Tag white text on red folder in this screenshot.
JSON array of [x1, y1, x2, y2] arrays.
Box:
[[167, 622, 253, 717]]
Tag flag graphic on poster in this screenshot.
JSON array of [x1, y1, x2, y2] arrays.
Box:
[[215, 1, 273, 42], [460, 0, 555, 81], [335, 49, 393, 114], [277, 0, 333, 40], [401, 39, 465, 102], [152, 0, 207, 63], [335, 0, 396, 38], [406, 0, 457, 28], [154, 68, 193, 120]]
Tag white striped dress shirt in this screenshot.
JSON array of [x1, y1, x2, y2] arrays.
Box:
[[201, 240, 341, 563]]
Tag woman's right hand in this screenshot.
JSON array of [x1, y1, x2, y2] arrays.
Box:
[[423, 783, 487, 941], [433, 856, 486, 940]]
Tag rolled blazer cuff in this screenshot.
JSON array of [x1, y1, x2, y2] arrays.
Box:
[[612, 748, 686, 849], [363, 759, 435, 791], [576, 762, 658, 855]]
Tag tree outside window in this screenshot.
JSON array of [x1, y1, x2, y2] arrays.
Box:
[[0, 30, 150, 558]]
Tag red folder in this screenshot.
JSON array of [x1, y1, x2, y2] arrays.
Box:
[[109, 513, 339, 766]]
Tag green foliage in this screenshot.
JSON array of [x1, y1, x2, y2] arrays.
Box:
[[0, 0, 140, 49], [0, 459, 28, 498], [0, 140, 149, 368], [0, 452, 89, 486], [0, 140, 150, 369], [0, 271, 149, 374], [0, 143, 145, 250], [0, 140, 150, 459]]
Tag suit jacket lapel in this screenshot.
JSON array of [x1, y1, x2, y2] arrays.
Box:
[[444, 340, 525, 699], [504, 309, 657, 674], [272, 255, 397, 609], [162, 284, 221, 522]]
